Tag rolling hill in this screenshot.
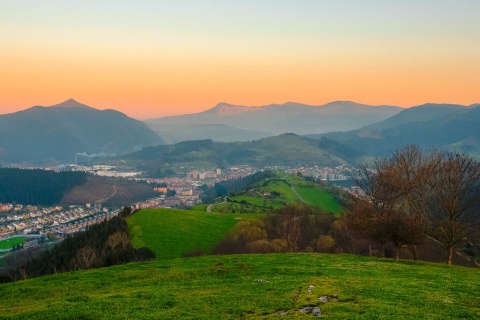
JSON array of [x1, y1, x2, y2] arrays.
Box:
[[316, 103, 480, 157], [127, 209, 260, 259], [144, 101, 402, 142], [1, 253, 478, 318], [0, 99, 163, 165], [206, 171, 345, 215], [113, 133, 355, 173]]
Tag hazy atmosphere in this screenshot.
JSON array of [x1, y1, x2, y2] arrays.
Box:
[[1, 1, 479, 119]]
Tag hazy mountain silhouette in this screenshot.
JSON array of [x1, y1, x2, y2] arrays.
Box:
[[116, 133, 357, 170], [144, 101, 402, 142], [0, 99, 163, 165], [317, 103, 480, 156]]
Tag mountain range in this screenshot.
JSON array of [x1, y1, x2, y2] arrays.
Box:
[[0, 99, 162, 165], [144, 101, 402, 144], [316, 103, 480, 157], [2, 99, 480, 166]]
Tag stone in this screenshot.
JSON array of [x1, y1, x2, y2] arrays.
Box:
[[319, 296, 329, 302], [313, 307, 321, 316], [299, 307, 314, 314]]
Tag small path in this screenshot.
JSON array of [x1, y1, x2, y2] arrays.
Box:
[[280, 177, 306, 203], [207, 196, 227, 213], [95, 183, 117, 205]]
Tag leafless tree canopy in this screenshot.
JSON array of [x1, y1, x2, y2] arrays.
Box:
[[350, 145, 480, 264]]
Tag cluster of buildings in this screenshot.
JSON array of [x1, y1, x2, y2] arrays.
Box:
[[0, 204, 119, 240], [284, 165, 354, 181], [133, 166, 258, 209]]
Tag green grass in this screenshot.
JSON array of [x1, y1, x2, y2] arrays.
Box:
[[222, 173, 343, 215], [127, 209, 260, 259], [189, 204, 209, 211], [296, 187, 343, 215], [0, 236, 28, 250], [1, 254, 479, 319]]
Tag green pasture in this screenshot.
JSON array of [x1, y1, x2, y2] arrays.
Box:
[[127, 208, 260, 259], [296, 187, 343, 215], [1, 254, 478, 319]]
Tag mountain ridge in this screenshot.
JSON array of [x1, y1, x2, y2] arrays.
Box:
[[144, 101, 403, 143], [0, 100, 163, 165]]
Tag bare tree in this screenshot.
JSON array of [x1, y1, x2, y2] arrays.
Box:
[[426, 152, 480, 265], [72, 246, 99, 270], [351, 146, 480, 265], [107, 231, 130, 250]]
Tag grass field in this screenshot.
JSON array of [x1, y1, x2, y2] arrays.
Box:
[[1, 253, 478, 319], [127, 209, 260, 259], [220, 173, 344, 216], [0, 236, 28, 250], [296, 187, 343, 215]]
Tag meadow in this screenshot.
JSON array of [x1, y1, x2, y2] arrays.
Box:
[[1, 254, 478, 319], [127, 208, 260, 259], [214, 173, 344, 215]]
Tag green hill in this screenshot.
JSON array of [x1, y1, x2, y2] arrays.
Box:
[[127, 209, 260, 259], [112, 133, 351, 174], [212, 172, 344, 215], [1, 254, 478, 319]]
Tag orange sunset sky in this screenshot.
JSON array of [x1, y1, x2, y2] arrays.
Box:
[[1, 1, 479, 120]]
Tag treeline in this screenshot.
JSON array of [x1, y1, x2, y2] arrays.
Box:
[[349, 145, 480, 265], [0, 168, 87, 205], [214, 204, 340, 254], [0, 207, 155, 283], [201, 170, 276, 203], [213, 202, 480, 267]]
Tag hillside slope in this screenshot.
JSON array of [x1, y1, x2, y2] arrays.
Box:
[[127, 209, 260, 259], [320, 104, 480, 156], [114, 133, 354, 173], [0, 254, 478, 319], [0, 99, 162, 164]]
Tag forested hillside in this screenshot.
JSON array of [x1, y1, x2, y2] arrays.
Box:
[[0, 168, 87, 205]]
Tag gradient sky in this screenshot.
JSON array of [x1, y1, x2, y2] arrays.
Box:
[[1, 1, 479, 119]]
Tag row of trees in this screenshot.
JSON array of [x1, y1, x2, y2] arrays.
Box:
[[0, 168, 87, 205], [0, 207, 155, 283], [348, 145, 480, 265], [214, 204, 341, 255]]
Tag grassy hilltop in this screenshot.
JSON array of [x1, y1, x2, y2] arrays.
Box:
[[1, 254, 479, 319], [208, 171, 344, 215], [1, 177, 478, 319]]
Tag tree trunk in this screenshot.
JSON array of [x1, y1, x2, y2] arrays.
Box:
[[381, 243, 385, 258], [395, 246, 399, 262], [447, 246, 454, 265]]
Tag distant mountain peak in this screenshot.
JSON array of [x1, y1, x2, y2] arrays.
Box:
[[210, 102, 258, 115], [48, 99, 94, 110]]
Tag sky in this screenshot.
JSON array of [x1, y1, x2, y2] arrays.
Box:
[[1, 1, 479, 120]]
